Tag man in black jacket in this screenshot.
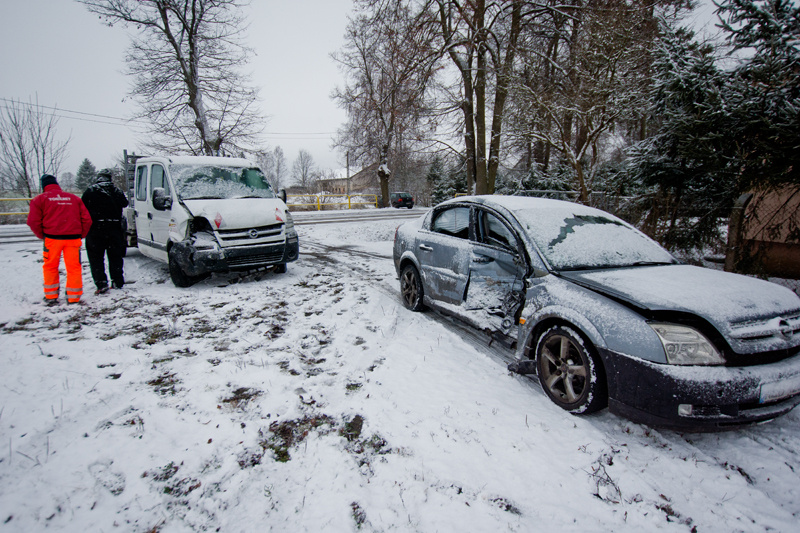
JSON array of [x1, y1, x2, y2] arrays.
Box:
[[82, 168, 129, 294]]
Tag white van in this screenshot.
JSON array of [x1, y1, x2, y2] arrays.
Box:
[[124, 154, 298, 287]]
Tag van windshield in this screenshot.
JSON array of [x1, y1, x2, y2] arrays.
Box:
[[170, 164, 276, 200]]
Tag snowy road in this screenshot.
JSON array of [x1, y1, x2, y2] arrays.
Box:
[[1, 218, 799, 532], [0, 207, 426, 245]]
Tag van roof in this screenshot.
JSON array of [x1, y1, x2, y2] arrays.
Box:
[[136, 155, 255, 167]]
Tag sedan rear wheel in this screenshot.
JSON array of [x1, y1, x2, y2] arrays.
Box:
[[535, 325, 607, 414], [400, 264, 425, 311]]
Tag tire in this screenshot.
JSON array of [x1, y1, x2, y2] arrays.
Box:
[[168, 248, 195, 288], [535, 325, 607, 414], [399, 264, 425, 311], [274, 263, 287, 274]]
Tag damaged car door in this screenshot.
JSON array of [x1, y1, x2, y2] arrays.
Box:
[[416, 206, 472, 305], [463, 207, 528, 339]]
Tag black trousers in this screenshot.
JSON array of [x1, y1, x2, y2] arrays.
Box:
[[86, 223, 125, 289]]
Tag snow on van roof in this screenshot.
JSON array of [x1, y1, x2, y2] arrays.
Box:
[[138, 155, 256, 167]]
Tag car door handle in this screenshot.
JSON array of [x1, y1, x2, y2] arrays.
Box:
[[147, 213, 153, 220], [472, 255, 494, 263], [419, 244, 433, 252]]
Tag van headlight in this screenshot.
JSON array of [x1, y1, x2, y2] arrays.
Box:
[[649, 323, 725, 365], [284, 211, 296, 237]]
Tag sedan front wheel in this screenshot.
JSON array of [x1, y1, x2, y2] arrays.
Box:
[[535, 325, 607, 414]]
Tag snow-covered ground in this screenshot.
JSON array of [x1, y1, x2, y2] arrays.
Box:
[[1, 215, 799, 532]]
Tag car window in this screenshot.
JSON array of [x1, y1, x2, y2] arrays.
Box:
[[432, 207, 470, 239], [135, 165, 148, 201], [478, 210, 516, 250], [151, 164, 170, 196]]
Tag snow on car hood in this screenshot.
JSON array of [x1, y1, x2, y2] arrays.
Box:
[[182, 198, 286, 229], [560, 264, 800, 327]]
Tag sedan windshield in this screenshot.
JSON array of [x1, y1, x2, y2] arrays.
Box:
[[513, 206, 676, 271], [171, 164, 275, 200]]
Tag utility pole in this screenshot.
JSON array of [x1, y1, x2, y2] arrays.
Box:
[[346, 151, 350, 196]]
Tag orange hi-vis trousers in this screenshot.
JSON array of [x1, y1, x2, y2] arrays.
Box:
[[43, 238, 84, 303]]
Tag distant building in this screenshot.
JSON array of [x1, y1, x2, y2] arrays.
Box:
[[317, 163, 379, 195]]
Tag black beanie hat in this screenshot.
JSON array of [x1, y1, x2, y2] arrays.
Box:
[[40, 174, 58, 189], [96, 169, 113, 185]]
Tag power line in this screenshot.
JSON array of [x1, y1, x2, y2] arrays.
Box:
[[262, 132, 336, 136], [0, 97, 142, 125], [1, 96, 340, 136]]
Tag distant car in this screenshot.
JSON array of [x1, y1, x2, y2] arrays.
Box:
[[390, 192, 414, 209], [393, 195, 800, 430]]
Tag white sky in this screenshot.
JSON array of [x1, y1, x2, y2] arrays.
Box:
[[0, 0, 354, 177], [0, 1, 724, 180]]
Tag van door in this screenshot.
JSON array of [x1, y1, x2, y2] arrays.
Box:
[[134, 164, 155, 258], [148, 163, 171, 261]]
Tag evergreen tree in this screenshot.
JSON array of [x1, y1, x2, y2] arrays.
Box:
[[426, 156, 446, 204], [625, 1, 799, 253], [717, 0, 800, 191], [624, 24, 730, 250], [75, 159, 96, 192]]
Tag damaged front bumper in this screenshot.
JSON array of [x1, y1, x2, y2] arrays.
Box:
[[171, 235, 299, 276], [601, 348, 800, 431]]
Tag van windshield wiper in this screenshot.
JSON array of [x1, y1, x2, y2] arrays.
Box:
[[183, 195, 224, 200]]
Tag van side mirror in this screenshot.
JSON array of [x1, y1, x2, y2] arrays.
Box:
[[278, 188, 287, 203], [152, 187, 172, 211]]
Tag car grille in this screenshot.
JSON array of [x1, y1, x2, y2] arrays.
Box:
[[729, 312, 800, 341], [226, 249, 285, 269], [216, 223, 284, 247]]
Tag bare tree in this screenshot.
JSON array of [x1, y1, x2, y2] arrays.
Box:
[[332, 0, 440, 207], [0, 97, 69, 195], [272, 146, 287, 191], [507, 0, 688, 202], [78, 0, 263, 156], [432, 0, 525, 195], [292, 149, 317, 191], [256, 146, 288, 191]]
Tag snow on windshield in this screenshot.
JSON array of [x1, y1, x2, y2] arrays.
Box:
[[513, 206, 675, 270], [171, 164, 275, 200]]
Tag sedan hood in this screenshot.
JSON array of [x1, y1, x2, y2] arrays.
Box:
[[560, 265, 800, 352]]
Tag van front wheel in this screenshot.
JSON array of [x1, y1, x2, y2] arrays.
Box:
[[168, 248, 195, 287]]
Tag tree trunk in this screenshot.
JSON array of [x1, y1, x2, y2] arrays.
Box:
[[474, 0, 487, 195], [486, 0, 522, 194], [377, 142, 391, 208]]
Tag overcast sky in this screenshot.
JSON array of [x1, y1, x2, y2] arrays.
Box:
[[0, 0, 355, 177], [1, 1, 723, 181]]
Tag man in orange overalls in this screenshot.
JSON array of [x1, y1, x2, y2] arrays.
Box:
[[27, 174, 92, 305]]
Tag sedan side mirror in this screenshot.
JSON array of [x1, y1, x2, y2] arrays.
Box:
[[152, 187, 172, 211]]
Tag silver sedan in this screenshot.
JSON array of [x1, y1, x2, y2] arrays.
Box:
[[393, 195, 800, 430]]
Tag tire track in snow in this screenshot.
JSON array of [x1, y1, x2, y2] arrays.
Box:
[[300, 238, 520, 371]]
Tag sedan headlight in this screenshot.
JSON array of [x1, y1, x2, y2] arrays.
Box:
[[649, 323, 725, 365]]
